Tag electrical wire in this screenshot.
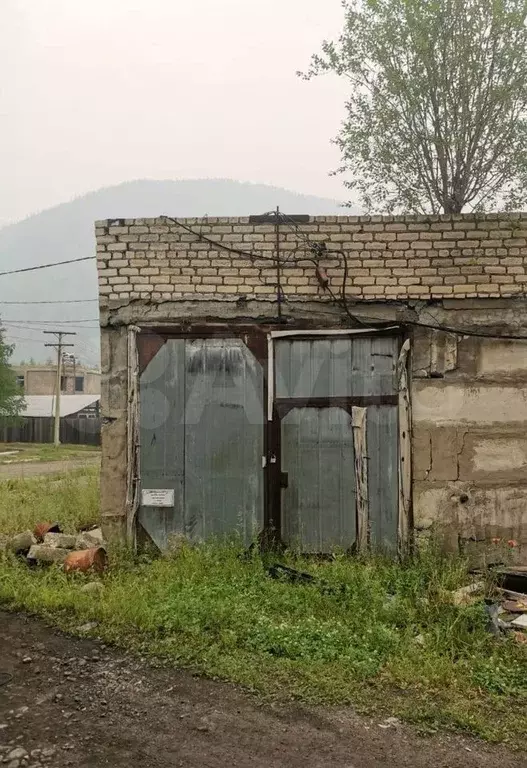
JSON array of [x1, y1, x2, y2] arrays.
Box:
[[0, 299, 98, 305], [0, 256, 94, 277], [166, 214, 527, 339], [276, 212, 365, 326], [1, 318, 99, 324]]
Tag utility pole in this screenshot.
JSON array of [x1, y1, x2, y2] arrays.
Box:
[[44, 331, 76, 446]]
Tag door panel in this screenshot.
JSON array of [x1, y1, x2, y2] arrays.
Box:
[[275, 335, 400, 554], [138, 339, 185, 550], [367, 405, 399, 553], [184, 338, 264, 543], [281, 407, 356, 552], [139, 337, 264, 549]]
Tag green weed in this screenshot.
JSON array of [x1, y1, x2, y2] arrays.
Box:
[[0, 475, 526, 747]]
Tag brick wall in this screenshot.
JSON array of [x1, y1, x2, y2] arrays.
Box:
[[96, 213, 527, 304]]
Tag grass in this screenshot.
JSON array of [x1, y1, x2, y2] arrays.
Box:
[[0, 470, 526, 748], [0, 442, 100, 465]]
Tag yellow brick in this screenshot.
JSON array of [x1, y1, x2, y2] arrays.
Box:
[[407, 286, 431, 296]]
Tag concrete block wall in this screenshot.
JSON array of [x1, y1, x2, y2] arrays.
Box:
[[412, 318, 527, 557], [95, 213, 527, 304], [96, 213, 527, 553]]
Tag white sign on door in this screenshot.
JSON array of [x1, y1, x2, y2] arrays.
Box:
[[141, 488, 175, 508]]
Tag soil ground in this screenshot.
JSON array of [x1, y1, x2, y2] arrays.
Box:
[[1, 612, 525, 768]]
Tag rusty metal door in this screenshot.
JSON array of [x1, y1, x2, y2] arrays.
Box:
[[273, 334, 399, 553], [138, 337, 264, 550]]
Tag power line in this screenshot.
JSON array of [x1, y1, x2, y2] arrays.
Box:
[[0, 256, 94, 277], [1, 318, 99, 324], [0, 299, 98, 305]]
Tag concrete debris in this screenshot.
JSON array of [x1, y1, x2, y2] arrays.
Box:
[[76, 621, 99, 633], [6, 747, 28, 761], [379, 717, 400, 729], [6, 531, 36, 554], [76, 528, 104, 550], [510, 613, 527, 629], [27, 545, 71, 565], [43, 533, 77, 549], [80, 581, 105, 596], [451, 581, 484, 606], [8, 522, 107, 574]]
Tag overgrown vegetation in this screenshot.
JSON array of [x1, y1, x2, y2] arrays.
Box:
[[0, 467, 100, 534], [0, 471, 526, 747]]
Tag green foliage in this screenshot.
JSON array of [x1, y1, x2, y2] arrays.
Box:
[[0, 467, 99, 534], [303, 0, 527, 214], [0, 474, 526, 745], [0, 323, 25, 421]]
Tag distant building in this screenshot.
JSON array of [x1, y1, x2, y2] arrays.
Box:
[[21, 395, 100, 418], [13, 364, 100, 396]]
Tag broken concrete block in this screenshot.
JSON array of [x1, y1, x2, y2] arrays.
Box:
[[451, 581, 485, 606], [7, 531, 36, 554], [43, 533, 77, 549], [26, 545, 70, 565], [76, 528, 105, 550], [80, 581, 105, 596]]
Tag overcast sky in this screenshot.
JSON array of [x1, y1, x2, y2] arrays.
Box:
[[1, 0, 351, 228]]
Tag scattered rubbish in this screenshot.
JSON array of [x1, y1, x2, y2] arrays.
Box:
[[267, 563, 346, 595], [379, 717, 400, 729], [80, 581, 104, 596], [64, 546, 107, 574], [27, 545, 71, 565], [513, 631, 527, 645], [451, 581, 484, 606], [43, 533, 77, 549], [268, 563, 316, 585], [502, 599, 527, 613], [76, 621, 99, 633], [510, 613, 527, 629], [414, 634, 425, 646], [33, 521, 61, 542], [485, 603, 510, 637], [0, 672, 13, 687], [8, 521, 108, 574], [6, 531, 36, 555]]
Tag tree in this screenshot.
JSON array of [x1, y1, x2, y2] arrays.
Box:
[[0, 323, 24, 420], [302, 0, 527, 214]]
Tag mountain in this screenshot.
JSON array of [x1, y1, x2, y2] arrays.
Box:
[[0, 179, 347, 364]]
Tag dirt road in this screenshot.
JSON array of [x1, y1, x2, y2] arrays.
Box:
[[0, 457, 100, 479], [0, 612, 525, 768]]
